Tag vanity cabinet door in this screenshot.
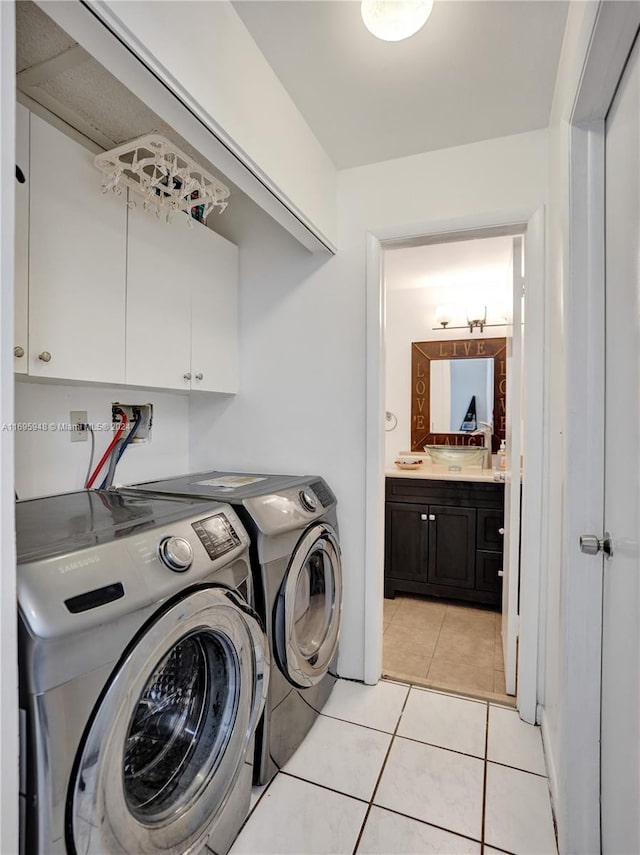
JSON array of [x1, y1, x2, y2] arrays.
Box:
[[476, 551, 503, 593], [427, 506, 476, 590], [384, 502, 429, 591], [477, 509, 504, 551]]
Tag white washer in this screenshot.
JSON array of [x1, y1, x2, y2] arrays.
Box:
[[122, 471, 342, 785], [17, 489, 268, 855]]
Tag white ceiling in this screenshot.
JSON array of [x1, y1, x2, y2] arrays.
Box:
[[384, 235, 514, 291], [232, 0, 569, 169]]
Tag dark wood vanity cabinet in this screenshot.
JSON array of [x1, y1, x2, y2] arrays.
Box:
[[384, 478, 504, 605]]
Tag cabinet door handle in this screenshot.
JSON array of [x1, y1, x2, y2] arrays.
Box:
[[421, 514, 427, 521], [498, 570, 505, 577], [429, 514, 436, 521], [183, 373, 192, 381], [38, 351, 52, 363], [14, 346, 24, 358], [195, 373, 204, 381], [498, 527, 505, 535]]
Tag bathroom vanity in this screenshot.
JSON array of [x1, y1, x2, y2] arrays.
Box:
[[384, 470, 504, 605]]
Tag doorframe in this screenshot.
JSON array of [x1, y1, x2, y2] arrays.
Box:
[[559, 3, 640, 853], [0, 1, 19, 852], [364, 208, 546, 726]]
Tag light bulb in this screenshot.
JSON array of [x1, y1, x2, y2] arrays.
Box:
[[361, 0, 434, 42]]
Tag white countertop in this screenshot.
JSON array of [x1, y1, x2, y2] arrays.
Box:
[[385, 464, 504, 483]]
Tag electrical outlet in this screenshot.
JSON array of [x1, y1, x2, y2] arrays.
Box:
[[111, 403, 153, 444], [70, 410, 88, 443]]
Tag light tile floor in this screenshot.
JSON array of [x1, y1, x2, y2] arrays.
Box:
[[230, 679, 557, 855], [383, 595, 511, 704]]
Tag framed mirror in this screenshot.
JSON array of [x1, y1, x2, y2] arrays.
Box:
[[411, 337, 506, 453]]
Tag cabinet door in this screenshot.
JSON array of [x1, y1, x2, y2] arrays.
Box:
[[14, 104, 29, 374], [126, 205, 192, 390], [427, 505, 476, 589], [385, 502, 429, 584], [189, 223, 238, 393], [28, 115, 126, 383], [476, 551, 503, 593], [476, 508, 504, 551]]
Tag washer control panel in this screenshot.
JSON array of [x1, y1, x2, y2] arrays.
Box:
[[191, 513, 242, 560]]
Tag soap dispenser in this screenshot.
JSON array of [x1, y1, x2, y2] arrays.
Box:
[[499, 439, 507, 470]]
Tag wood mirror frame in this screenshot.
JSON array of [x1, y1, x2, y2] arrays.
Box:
[[411, 337, 507, 453]]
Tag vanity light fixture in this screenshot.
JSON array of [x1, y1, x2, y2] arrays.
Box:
[[361, 0, 434, 42], [466, 305, 487, 334], [434, 305, 453, 328]]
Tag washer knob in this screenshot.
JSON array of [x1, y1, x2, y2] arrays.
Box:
[[158, 536, 193, 572], [299, 490, 317, 513]]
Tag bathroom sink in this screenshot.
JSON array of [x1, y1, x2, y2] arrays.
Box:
[[424, 445, 490, 469]]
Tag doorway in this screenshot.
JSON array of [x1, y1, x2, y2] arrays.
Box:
[[380, 234, 517, 704]]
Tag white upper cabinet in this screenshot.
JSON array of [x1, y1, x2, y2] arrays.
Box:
[[14, 104, 29, 375], [126, 204, 193, 390], [126, 204, 238, 393], [189, 223, 238, 393], [28, 114, 127, 383]]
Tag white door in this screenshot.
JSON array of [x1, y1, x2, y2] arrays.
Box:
[[14, 103, 29, 375], [600, 30, 640, 854], [501, 236, 523, 695], [190, 223, 238, 393]]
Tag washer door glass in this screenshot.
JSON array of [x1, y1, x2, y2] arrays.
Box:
[[123, 630, 237, 822], [280, 523, 342, 687], [71, 587, 268, 855]]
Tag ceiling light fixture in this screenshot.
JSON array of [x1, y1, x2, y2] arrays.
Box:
[[361, 0, 434, 42]]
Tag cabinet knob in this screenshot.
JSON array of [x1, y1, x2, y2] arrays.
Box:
[[421, 514, 427, 521], [498, 570, 505, 577], [38, 351, 52, 363], [195, 373, 204, 381], [14, 346, 24, 358], [183, 372, 192, 381], [498, 527, 505, 535], [429, 514, 436, 521]]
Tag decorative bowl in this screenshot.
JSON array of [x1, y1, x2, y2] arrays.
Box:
[[394, 459, 424, 470]]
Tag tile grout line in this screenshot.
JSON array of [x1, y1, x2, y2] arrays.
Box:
[[481, 701, 490, 853], [350, 683, 411, 854]]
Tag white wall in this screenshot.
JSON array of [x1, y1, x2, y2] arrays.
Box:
[[14, 382, 190, 499], [384, 276, 510, 465], [99, 0, 337, 247], [190, 128, 548, 680]]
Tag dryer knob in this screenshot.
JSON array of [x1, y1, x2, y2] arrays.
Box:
[[299, 490, 317, 513], [158, 536, 193, 572]]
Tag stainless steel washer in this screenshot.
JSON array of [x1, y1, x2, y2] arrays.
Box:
[[121, 472, 342, 786], [17, 489, 268, 855]]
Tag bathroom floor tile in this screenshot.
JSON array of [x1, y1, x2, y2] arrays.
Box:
[[433, 625, 495, 668], [383, 647, 431, 678], [384, 622, 441, 658], [357, 806, 481, 854], [485, 763, 557, 854], [398, 687, 487, 757], [283, 714, 391, 801], [487, 705, 546, 775], [494, 670, 507, 695], [374, 736, 484, 840], [321, 678, 409, 733], [230, 774, 367, 855], [427, 657, 495, 694], [248, 783, 268, 814]]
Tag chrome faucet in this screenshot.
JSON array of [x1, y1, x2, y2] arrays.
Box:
[[470, 421, 493, 467]]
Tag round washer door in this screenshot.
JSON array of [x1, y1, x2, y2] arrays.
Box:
[[277, 523, 342, 688], [70, 587, 268, 855]]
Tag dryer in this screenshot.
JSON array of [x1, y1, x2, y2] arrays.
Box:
[[122, 472, 342, 785], [16, 489, 268, 855]]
